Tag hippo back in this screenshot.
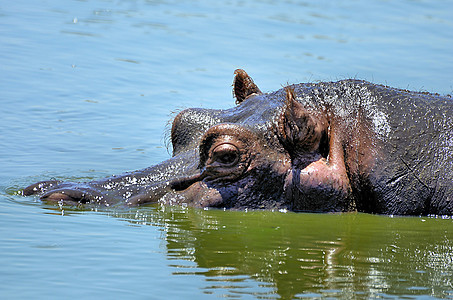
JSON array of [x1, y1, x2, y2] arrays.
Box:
[[367, 84, 453, 215]]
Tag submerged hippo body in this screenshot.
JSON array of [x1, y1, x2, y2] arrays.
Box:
[[24, 70, 453, 215]]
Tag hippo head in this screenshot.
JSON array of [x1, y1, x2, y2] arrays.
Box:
[[24, 70, 354, 212]]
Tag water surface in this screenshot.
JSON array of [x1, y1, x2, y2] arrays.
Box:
[[1, 0, 452, 298]]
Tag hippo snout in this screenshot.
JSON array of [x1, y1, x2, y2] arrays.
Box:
[[41, 187, 103, 205], [23, 180, 105, 205], [22, 180, 62, 196]]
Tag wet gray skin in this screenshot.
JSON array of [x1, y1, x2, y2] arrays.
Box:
[[23, 69, 453, 215]]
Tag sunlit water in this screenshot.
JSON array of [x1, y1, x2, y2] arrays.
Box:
[[1, 0, 452, 299]]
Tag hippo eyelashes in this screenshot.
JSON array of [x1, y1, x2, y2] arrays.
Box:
[[203, 141, 248, 182], [199, 125, 254, 182], [209, 143, 240, 167]]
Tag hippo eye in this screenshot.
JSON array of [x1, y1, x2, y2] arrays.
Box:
[[211, 143, 240, 167]]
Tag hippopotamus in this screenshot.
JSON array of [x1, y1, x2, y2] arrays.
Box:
[[23, 69, 452, 215]]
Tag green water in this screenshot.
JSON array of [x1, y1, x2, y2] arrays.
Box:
[[2, 198, 452, 299], [125, 208, 453, 298]]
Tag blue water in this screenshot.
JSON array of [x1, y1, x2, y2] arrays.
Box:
[[1, 0, 452, 299]]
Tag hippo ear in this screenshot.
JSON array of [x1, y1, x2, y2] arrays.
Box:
[[278, 87, 328, 159], [233, 69, 262, 104]]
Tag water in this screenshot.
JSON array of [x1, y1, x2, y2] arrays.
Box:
[[1, 0, 452, 298]]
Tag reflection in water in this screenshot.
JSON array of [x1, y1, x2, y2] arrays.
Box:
[[106, 206, 453, 299]]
